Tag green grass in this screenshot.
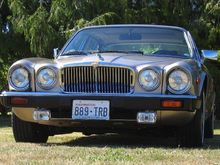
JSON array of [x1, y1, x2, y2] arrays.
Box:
[[0, 116, 220, 165]]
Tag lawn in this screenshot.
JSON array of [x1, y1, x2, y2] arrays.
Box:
[[0, 115, 220, 165]]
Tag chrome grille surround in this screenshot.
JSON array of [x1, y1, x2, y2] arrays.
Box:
[[61, 65, 135, 93]]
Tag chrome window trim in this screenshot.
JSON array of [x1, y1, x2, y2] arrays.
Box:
[[58, 25, 192, 59]]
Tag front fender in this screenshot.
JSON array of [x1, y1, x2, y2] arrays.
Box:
[[8, 58, 56, 92], [198, 71, 206, 97]]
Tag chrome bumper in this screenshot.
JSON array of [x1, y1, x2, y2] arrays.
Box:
[[1, 91, 198, 98]]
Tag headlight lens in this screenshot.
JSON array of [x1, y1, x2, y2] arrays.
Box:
[[11, 67, 29, 90], [168, 69, 191, 94], [37, 68, 56, 89], [139, 69, 160, 91]]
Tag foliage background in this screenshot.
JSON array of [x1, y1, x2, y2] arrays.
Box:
[[0, 0, 220, 116]]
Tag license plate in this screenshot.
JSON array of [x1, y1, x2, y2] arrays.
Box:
[[72, 100, 110, 120]]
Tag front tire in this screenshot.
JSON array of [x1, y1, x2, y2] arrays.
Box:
[[178, 91, 205, 147], [12, 113, 49, 143], [205, 107, 215, 138]]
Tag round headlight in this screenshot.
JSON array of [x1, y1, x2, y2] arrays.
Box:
[[10, 67, 29, 90], [168, 69, 191, 94], [37, 68, 57, 89], [139, 69, 160, 91]]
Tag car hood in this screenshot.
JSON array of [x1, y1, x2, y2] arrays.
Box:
[[56, 53, 191, 69]]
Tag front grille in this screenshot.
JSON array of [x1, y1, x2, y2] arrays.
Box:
[[61, 66, 134, 93]]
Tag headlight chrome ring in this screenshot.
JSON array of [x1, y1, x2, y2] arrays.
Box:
[[168, 68, 191, 94], [37, 67, 57, 90], [10, 67, 30, 91], [138, 69, 160, 91]]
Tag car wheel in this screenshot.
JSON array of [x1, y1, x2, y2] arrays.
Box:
[[12, 113, 49, 143], [205, 106, 215, 138], [178, 91, 205, 147]]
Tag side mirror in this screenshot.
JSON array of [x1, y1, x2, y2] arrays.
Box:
[[201, 50, 219, 60], [53, 48, 59, 59]]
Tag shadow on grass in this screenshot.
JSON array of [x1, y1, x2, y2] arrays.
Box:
[[0, 115, 11, 128], [56, 134, 179, 148], [46, 133, 220, 149], [46, 121, 220, 149], [205, 135, 220, 149]]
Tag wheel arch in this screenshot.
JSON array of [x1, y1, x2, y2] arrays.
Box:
[[198, 71, 207, 97]]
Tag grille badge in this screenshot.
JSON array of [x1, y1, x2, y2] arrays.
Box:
[[91, 61, 99, 69]]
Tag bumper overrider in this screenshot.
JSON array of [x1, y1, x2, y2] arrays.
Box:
[[0, 91, 201, 128]]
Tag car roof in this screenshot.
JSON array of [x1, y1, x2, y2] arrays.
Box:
[[81, 24, 188, 32]]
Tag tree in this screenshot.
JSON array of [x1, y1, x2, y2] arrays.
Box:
[[25, 6, 58, 57], [203, 0, 220, 49]]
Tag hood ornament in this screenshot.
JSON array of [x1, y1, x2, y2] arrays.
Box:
[[97, 53, 104, 61], [91, 53, 104, 69]]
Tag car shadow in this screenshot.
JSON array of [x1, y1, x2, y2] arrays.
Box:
[[46, 132, 220, 149], [205, 135, 220, 149], [46, 121, 220, 149], [1, 115, 219, 149], [0, 115, 11, 128], [47, 133, 179, 148]]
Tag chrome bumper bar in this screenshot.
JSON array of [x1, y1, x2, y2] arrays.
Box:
[[0, 91, 198, 99]]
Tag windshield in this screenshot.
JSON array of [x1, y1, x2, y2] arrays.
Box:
[[61, 27, 192, 57]]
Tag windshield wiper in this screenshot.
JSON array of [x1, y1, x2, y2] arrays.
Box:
[[61, 50, 88, 56], [89, 50, 144, 55], [62, 50, 144, 56]]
